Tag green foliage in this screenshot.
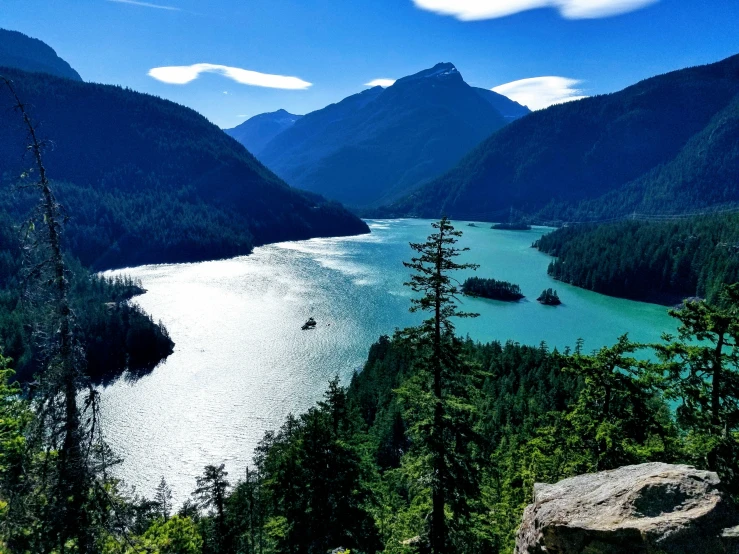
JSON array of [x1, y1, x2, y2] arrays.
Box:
[[461, 277, 524, 301], [0, 353, 33, 547], [400, 217, 481, 553], [536, 214, 739, 303], [103, 515, 203, 554], [154, 477, 173, 521], [193, 464, 230, 553], [253, 378, 380, 554], [561, 335, 681, 473], [651, 285, 739, 493]]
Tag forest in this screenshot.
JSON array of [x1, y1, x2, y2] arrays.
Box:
[[461, 277, 524, 301], [535, 213, 739, 304], [380, 54, 739, 222], [0, 65, 368, 270], [0, 210, 173, 383], [2, 213, 738, 554]]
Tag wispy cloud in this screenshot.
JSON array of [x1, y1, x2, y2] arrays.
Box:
[[492, 76, 587, 110], [148, 63, 312, 89], [365, 78, 396, 88], [107, 0, 180, 11], [412, 0, 658, 20]]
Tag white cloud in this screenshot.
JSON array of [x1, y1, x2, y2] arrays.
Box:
[[148, 63, 312, 90], [492, 76, 587, 110], [365, 78, 396, 88], [412, 0, 657, 20], [107, 0, 180, 10]]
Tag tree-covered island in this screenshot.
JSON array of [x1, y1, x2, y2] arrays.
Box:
[[461, 277, 524, 301], [537, 288, 561, 305]]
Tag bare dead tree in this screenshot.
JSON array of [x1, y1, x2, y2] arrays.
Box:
[[1, 75, 98, 553]]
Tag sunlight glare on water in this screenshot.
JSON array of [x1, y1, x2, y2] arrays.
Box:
[[101, 219, 675, 504]]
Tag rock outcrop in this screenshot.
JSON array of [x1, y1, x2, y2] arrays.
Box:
[[515, 462, 738, 554]]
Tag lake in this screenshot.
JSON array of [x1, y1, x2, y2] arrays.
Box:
[[102, 218, 676, 504]]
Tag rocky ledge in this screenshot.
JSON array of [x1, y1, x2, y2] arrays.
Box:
[[515, 462, 739, 554]]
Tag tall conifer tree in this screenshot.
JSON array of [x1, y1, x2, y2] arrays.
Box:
[[401, 217, 480, 553]]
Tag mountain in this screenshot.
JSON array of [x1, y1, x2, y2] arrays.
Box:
[[0, 65, 368, 270], [383, 54, 739, 221], [242, 63, 529, 208], [474, 87, 531, 120], [0, 28, 82, 81], [224, 109, 302, 155]]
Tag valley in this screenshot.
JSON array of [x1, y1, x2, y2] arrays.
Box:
[[100, 219, 675, 505], [1, 11, 739, 554]]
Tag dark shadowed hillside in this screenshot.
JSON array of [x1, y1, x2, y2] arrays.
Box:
[[0, 28, 82, 81], [0, 66, 368, 270], [251, 63, 528, 208], [384, 54, 739, 220]]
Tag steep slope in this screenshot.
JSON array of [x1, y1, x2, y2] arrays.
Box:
[[0, 28, 81, 81], [224, 109, 302, 156], [0, 66, 368, 270], [565, 94, 739, 219], [256, 63, 516, 208], [474, 87, 530, 120], [385, 54, 739, 220]]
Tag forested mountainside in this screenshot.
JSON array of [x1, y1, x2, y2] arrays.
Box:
[[0, 211, 172, 383], [0, 66, 368, 270], [541, 94, 739, 221], [0, 28, 82, 81], [473, 86, 531, 120], [382, 54, 739, 221], [250, 63, 529, 208], [535, 213, 739, 304], [224, 109, 302, 156]]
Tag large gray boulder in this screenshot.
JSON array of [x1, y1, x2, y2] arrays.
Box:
[[515, 462, 738, 554]]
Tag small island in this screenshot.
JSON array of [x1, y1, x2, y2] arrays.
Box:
[[537, 288, 561, 305], [492, 222, 532, 231], [462, 277, 524, 301]]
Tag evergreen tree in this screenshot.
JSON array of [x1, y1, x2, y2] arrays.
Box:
[[255, 380, 379, 554], [193, 464, 230, 553], [225, 467, 265, 554], [400, 217, 480, 553], [564, 335, 679, 473], [653, 285, 739, 491], [1, 75, 119, 553], [154, 476, 173, 521]]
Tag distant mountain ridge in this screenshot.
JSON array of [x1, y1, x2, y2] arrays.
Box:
[[228, 62, 529, 208], [225, 109, 302, 155], [0, 28, 81, 81], [0, 65, 368, 270], [382, 54, 739, 221]]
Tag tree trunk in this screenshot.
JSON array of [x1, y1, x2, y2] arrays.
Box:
[[712, 332, 724, 433], [431, 229, 446, 554]]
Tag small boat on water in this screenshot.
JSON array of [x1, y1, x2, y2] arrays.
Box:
[[302, 317, 317, 330]]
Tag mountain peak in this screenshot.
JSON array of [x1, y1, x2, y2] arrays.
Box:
[[396, 62, 463, 85]]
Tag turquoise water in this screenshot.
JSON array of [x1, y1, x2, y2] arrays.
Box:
[[102, 219, 675, 503]]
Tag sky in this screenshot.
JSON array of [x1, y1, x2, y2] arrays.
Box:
[[2, 0, 738, 128]]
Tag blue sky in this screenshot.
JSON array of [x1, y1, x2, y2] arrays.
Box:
[[2, 0, 738, 128]]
